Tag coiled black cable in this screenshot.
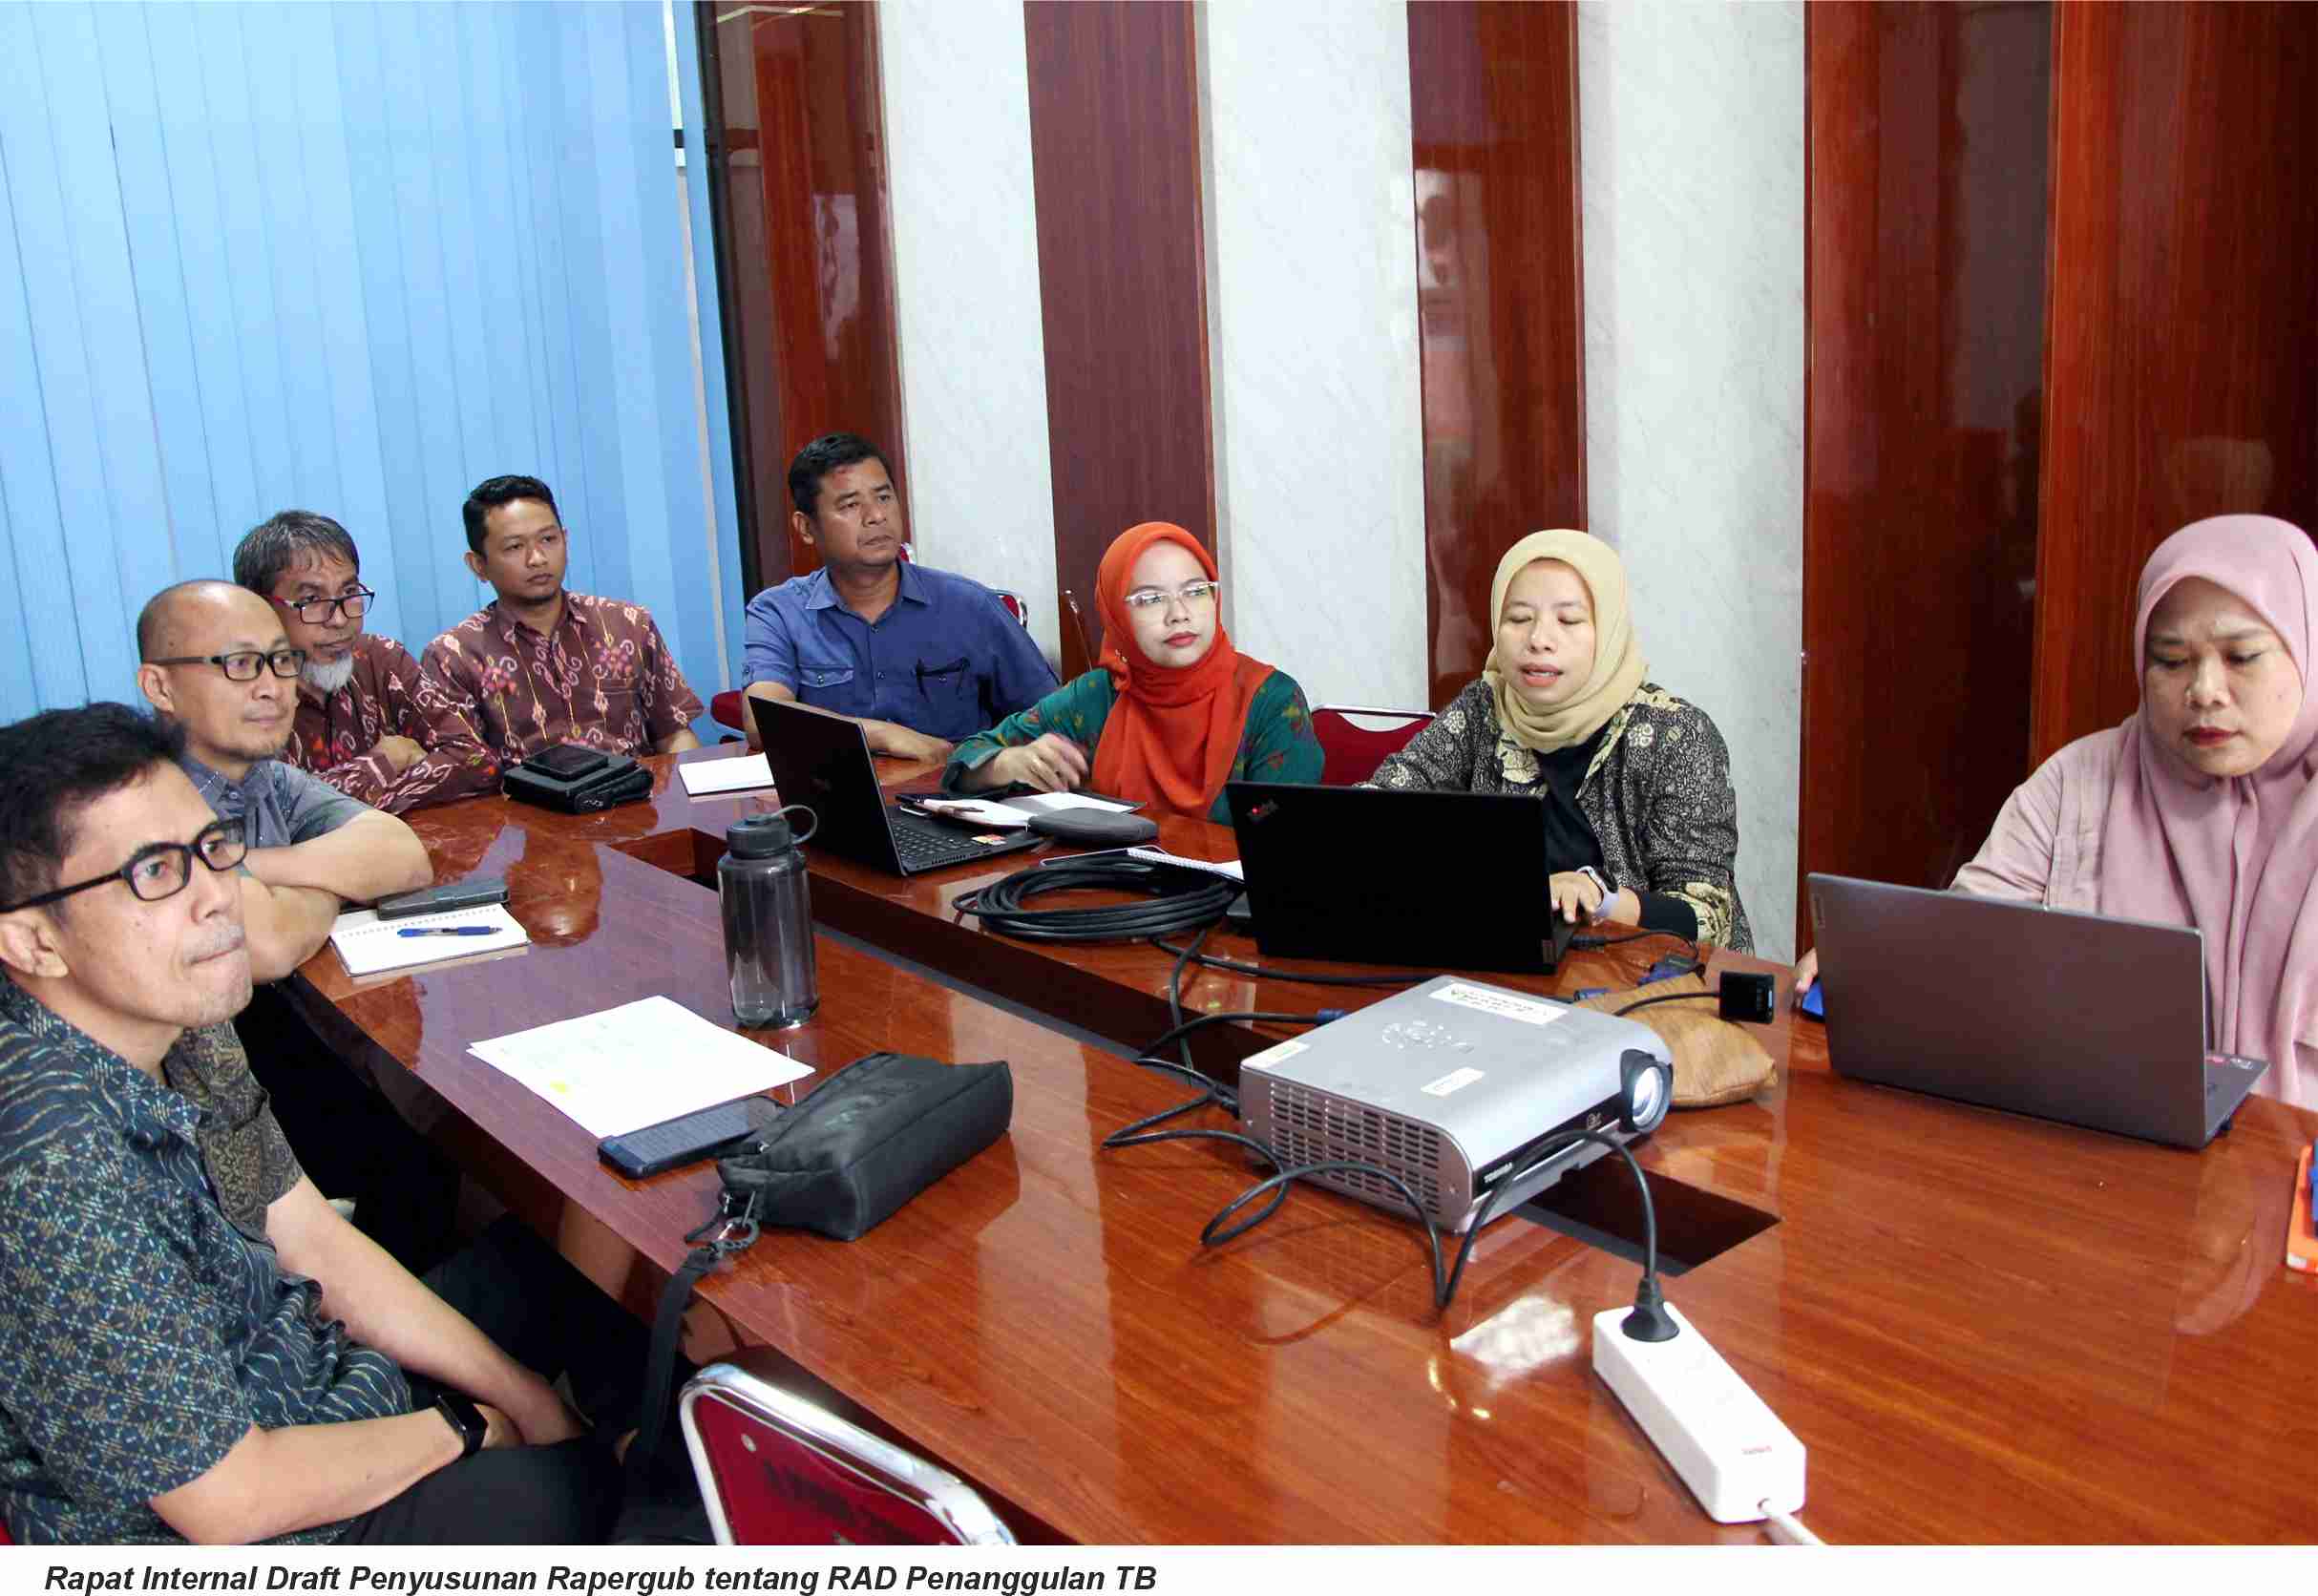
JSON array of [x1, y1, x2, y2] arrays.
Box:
[[950, 856, 1236, 942]]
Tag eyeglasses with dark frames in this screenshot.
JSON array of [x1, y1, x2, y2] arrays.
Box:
[[144, 648, 308, 681], [0, 818, 248, 914], [274, 586, 376, 625]]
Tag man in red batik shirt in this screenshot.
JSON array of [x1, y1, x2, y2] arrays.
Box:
[[419, 475, 704, 767], [233, 512, 502, 815]]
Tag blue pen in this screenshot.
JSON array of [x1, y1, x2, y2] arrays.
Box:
[[396, 926, 497, 938]]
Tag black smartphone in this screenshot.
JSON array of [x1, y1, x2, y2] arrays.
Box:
[[597, 1100, 768, 1179], [527, 743, 611, 780], [375, 876, 510, 920]]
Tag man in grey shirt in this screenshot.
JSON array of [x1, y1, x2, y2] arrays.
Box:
[[137, 580, 448, 1266], [136, 580, 432, 977]]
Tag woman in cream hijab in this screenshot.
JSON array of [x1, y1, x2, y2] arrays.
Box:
[[1366, 530, 1752, 951]]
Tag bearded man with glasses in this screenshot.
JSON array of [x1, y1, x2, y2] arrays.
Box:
[[232, 510, 500, 814]]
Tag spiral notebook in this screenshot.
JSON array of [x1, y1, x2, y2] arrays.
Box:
[[328, 905, 532, 977]]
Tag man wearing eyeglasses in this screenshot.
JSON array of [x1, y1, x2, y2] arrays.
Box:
[[233, 511, 500, 814], [0, 705, 648, 1544], [135, 580, 432, 984], [135, 578, 447, 1269]]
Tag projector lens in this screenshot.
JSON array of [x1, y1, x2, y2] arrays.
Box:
[[1621, 1053, 1670, 1131]]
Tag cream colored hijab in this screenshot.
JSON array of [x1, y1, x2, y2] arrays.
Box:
[[1482, 530, 1649, 753]]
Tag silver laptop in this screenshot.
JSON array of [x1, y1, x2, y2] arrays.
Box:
[[1806, 873, 2269, 1148]]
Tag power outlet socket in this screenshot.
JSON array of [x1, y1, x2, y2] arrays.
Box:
[[1591, 1302, 1804, 1523]]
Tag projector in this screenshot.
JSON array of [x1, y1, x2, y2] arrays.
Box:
[[1239, 976, 1675, 1233]]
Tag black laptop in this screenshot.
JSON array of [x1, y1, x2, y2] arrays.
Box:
[[749, 698, 1043, 877], [1225, 782, 1581, 973]]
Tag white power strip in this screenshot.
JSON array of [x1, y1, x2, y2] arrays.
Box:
[[1591, 1302, 1805, 1524]]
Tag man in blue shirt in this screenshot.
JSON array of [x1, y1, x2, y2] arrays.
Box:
[[741, 433, 1057, 761]]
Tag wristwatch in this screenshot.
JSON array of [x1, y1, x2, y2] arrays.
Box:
[[432, 1391, 487, 1459], [1574, 866, 1614, 924]]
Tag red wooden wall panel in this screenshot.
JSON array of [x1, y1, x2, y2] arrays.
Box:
[[1406, 1, 1588, 710], [1799, 2, 2051, 945], [1022, 1, 1213, 641], [705, 2, 908, 589], [2033, 1, 2318, 762]]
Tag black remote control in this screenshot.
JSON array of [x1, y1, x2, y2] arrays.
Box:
[[597, 1100, 768, 1179]]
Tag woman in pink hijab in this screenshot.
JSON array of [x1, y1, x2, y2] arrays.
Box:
[[1801, 514, 2318, 1107]]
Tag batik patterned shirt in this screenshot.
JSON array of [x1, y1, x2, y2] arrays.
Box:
[[419, 590, 705, 766], [942, 666, 1322, 823], [1365, 678, 1755, 952], [0, 984, 409, 1544], [284, 634, 501, 814]]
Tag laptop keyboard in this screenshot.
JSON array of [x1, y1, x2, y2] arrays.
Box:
[[888, 809, 1007, 872]]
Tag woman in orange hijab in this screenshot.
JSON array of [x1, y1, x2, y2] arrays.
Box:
[[945, 522, 1320, 820]]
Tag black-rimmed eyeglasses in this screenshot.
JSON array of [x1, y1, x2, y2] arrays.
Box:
[[0, 818, 248, 914], [145, 649, 308, 681], [275, 586, 375, 625]]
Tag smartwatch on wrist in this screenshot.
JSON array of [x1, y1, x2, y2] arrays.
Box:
[[432, 1391, 487, 1459], [1575, 866, 1614, 924]]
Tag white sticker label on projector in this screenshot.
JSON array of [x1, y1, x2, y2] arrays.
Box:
[[1421, 1066, 1486, 1098], [1430, 982, 1566, 1026], [1241, 1039, 1309, 1071]]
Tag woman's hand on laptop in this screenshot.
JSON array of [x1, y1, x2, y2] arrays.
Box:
[[1792, 947, 1820, 997], [979, 733, 1090, 794]]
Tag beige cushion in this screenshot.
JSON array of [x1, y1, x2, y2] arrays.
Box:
[[1573, 974, 1776, 1108]]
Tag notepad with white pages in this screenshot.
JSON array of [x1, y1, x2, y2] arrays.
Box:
[[329, 905, 531, 977], [679, 753, 775, 797]]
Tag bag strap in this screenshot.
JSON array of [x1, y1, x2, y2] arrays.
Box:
[[628, 1206, 761, 1473]]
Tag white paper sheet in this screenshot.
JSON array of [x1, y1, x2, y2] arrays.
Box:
[[1126, 847, 1243, 882], [467, 995, 814, 1138], [330, 906, 531, 977], [680, 754, 775, 796], [912, 796, 1031, 830], [1006, 791, 1133, 815]]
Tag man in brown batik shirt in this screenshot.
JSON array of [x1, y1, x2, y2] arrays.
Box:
[[234, 511, 501, 815], [419, 475, 705, 767]]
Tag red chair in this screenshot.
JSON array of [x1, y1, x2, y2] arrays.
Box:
[[711, 690, 748, 737], [680, 1361, 1017, 1545], [994, 591, 1028, 628], [1310, 704, 1436, 786]]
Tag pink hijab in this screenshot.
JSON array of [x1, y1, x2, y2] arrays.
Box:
[[2097, 514, 2318, 1104]]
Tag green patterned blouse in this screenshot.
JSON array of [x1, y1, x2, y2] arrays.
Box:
[[943, 666, 1323, 822]]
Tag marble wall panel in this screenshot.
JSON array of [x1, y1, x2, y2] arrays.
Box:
[[1578, 0, 1806, 957], [877, 0, 1063, 664]]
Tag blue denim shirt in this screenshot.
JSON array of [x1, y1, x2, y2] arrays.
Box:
[[0, 983, 408, 1544], [742, 562, 1058, 742]]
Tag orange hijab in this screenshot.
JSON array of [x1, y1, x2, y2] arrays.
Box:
[[1089, 522, 1275, 818]]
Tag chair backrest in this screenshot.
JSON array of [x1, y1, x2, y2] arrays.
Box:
[[1310, 704, 1437, 786], [1057, 589, 1097, 681], [710, 690, 748, 733], [680, 1362, 1016, 1545], [994, 590, 1029, 629]]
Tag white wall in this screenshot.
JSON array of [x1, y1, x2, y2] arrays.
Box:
[[1578, 0, 1806, 958], [877, 0, 1063, 664], [1197, 1, 1429, 711]]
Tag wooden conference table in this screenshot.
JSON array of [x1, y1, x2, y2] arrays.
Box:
[[287, 746, 2318, 1544]]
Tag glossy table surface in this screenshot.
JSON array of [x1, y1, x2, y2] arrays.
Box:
[[292, 748, 2318, 1544]]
